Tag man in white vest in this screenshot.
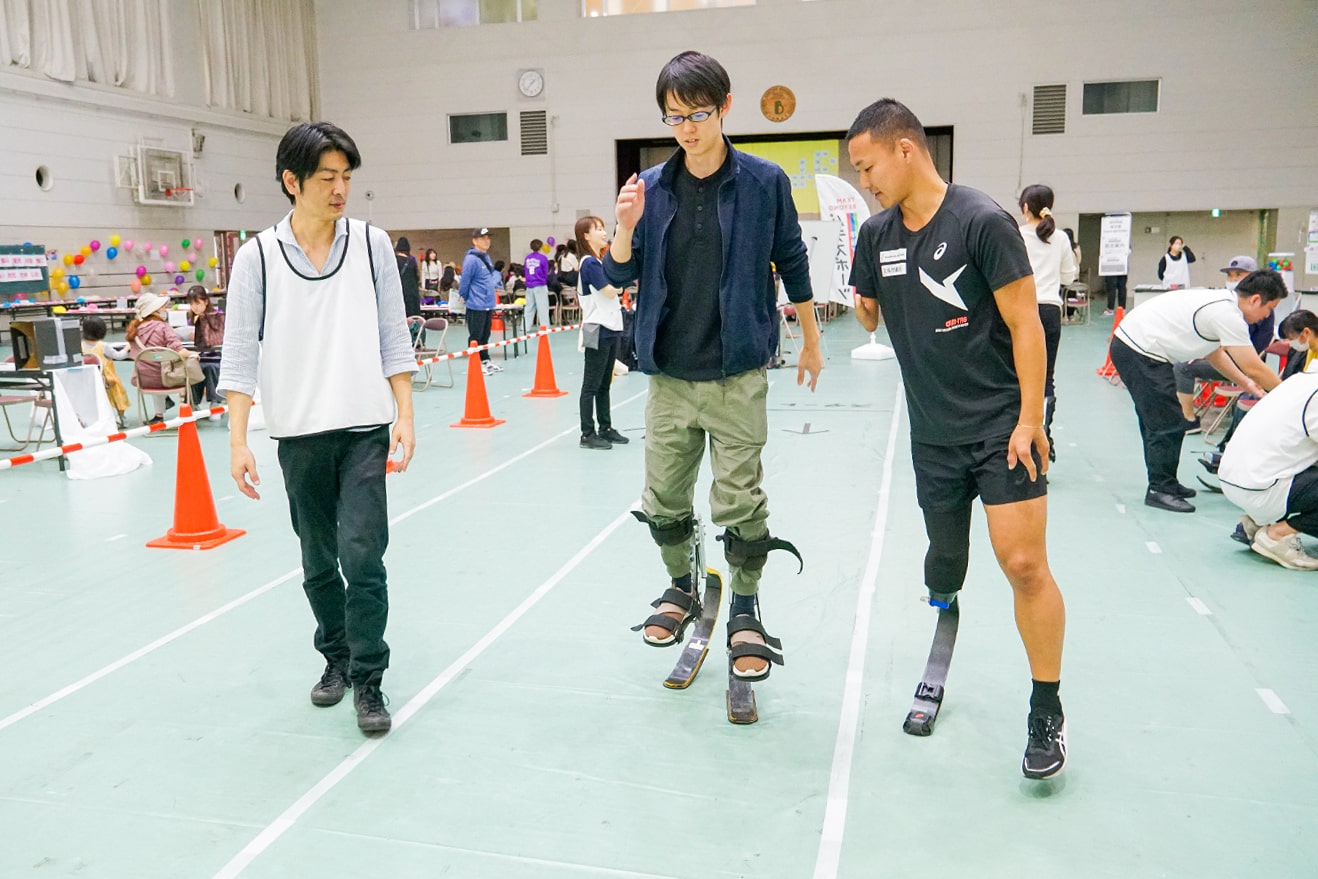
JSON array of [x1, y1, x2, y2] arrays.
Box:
[[218, 122, 417, 734]]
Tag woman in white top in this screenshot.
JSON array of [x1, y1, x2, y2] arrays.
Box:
[[419, 249, 442, 297], [574, 215, 627, 449], [1018, 184, 1077, 460]]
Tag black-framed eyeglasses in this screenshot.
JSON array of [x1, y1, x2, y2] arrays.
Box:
[[661, 108, 718, 126]]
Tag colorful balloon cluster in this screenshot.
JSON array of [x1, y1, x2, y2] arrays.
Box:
[[50, 233, 213, 297], [1268, 256, 1294, 272]]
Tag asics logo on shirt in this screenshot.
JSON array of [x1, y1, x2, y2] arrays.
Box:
[[933, 242, 948, 260], [919, 265, 968, 310]]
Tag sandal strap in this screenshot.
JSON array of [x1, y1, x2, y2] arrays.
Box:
[[631, 611, 686, 635], [729, 642, 784, 666], [727, 615, 782, 650], [649, 587, 697, 613]]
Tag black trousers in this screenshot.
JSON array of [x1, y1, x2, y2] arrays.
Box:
[[1286, 467, 1318, 536], [1110, 337, 1186, 492], [1105, 275, 1128, 310], [1039, 302, 1061, 397], [580, 336, 618, 436], [467, 308, 493, 362], [277, 426, 391, 685]]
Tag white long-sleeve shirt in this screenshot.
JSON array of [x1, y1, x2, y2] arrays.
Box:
[[1019, 225, 1078, 307]]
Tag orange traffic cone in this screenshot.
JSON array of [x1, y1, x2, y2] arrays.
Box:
[[523, 327, 568, 398], [147, 405, 246, 550], [451, 343, 506, 429], [491, 314, 505, 332], [1096, 305, 1124, 378]]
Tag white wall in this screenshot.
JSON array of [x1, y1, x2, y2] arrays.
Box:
[[313, 0, 1318, 282], [0, 0, 298, 299]]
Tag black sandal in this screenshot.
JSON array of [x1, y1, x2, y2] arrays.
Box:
[[727, 615, 784, 682], [631, 584, 701, 647]]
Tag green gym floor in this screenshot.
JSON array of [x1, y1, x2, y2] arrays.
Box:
[[1, 314, 1315, 878]]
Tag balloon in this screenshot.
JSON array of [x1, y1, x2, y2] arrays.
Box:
[[109, 234, 121, 247], [193, 236, 204, 249], [143, 241, 153, 251], [69, 276, 81, 289], [163, 261, 176, 273], [79, 245, 91, 257], [123, 239, 134, 251], [541, 245, 551, 254], [73, 254, 85, 265], [62, 253, 74, 266], [546, 237, 555, 246], [130, 279, 142, 293], [174, 274, 185, 285], [159, 245, 169, 258], [207, 256, 218, 268], [181, 238, 190, 249], [105, 246, 117, 259], [195, 269, 206, 281], [57, 280, 69, 293], [76, 297, 86, 303], [89, 240, 101, 252], [179, 260, 191, 272], [141, 274, 152, 285], [51, 267, 64, 280], [135, 265, 147, 277]]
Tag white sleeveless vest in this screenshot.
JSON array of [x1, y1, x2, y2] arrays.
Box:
[[257, 219, 396, 439], [1163, 251, 1191, 288]]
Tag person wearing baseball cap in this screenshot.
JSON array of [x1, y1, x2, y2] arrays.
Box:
[[459, 227, 502, 373], [1220, 255, 1258, 289]]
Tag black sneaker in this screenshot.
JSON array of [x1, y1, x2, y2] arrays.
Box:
[[580, 434, 611, 450], [1169, 482, 1197, 499], [1022, 708, 1067, 779], [354, 683, 392, 733], [600, 428, 630, 444], [1145, 488, 1195, 513], [310, 663, 350, 706]]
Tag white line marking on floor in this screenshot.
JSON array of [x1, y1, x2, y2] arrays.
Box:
[[1185, 597, 1212, 615], [813, 384, 904, 879], [217, 496, 234, 502], [1256, 688, 1291, 715], [389, 389, 645, 528], [1146, 541, 1162, 554], [105, 534, 126, 542], [0, 390, 649, 736], [0, 569, 303, 735], [1115, 503, 1126, 514], [211, 509, 635, 879]]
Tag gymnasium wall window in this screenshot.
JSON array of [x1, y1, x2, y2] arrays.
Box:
[[450, 113, 509, 144], [582, 0, 754, 17], [1082, 80, 1159, 115], [411, 0, 537, 28]]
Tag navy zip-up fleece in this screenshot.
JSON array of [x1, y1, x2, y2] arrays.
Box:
[[604, 140, 813, 378]]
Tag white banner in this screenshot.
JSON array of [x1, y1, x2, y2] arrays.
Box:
[[814, 174, 872, 306], [1099, 213, 1132, 277]]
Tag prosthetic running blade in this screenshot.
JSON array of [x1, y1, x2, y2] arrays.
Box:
[[903, 597, 960, 736], [1196, 474, 1223, 494], [663, 569, 723, 689]]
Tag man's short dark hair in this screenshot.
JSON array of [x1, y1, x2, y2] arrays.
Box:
[[530, 239, 543, 252], [276, 122, 361, 205], [655, 51, 731, 114], [1280, 309, 1318, 337], [845, 98, 928, 150], [1236, 269, 1288, 304]]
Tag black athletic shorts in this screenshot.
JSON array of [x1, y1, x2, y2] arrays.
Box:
[[911, 434, 1047, 512]]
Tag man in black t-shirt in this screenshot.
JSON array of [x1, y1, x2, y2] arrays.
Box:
[[847, 98, 1068, 780]]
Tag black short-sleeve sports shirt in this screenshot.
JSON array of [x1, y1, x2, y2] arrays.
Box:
[[850, 183, 1034, 445]]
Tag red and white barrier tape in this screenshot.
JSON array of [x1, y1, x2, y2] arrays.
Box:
[[415, 322, 583, 367], [0, 405, 229, 471]]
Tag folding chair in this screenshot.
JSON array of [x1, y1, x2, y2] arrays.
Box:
[[1063, 284, 1090, 325], [132, 347, 187, 426], [557, 288, 581, 325], [1196, 381, 1244, 437], [413, 317, 453, 390], [0, 356, 53, 451]]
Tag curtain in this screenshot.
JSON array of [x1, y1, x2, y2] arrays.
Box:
[[0, 0, 173, 96], [199, 0, 314, 122]]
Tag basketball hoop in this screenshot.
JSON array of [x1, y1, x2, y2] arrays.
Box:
[[164, 187, 192, 199]]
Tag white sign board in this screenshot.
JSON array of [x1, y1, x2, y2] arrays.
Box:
[[1099, 213, 1132, 277]]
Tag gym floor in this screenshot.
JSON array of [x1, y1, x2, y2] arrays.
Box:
[[1, 313, 1314, 878]]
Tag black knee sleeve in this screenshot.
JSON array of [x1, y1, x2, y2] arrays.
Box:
[[631, 510, 694, 547], [922, 506, 972, 597], [717, 529, 804, 574]]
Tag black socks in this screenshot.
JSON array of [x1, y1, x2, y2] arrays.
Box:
[[1030, 679, 1062, 715], [730, 592, 757, 618], [672, 573, 693, 593]]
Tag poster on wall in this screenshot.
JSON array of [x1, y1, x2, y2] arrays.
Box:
[[739, 140, 838, 215], [813, 174, 870, 307], [1307, 210, 1318, 276], [1099, 213, 1132, 277]]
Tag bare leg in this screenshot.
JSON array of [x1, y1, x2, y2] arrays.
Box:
[[984, 496, 1065, 681]]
